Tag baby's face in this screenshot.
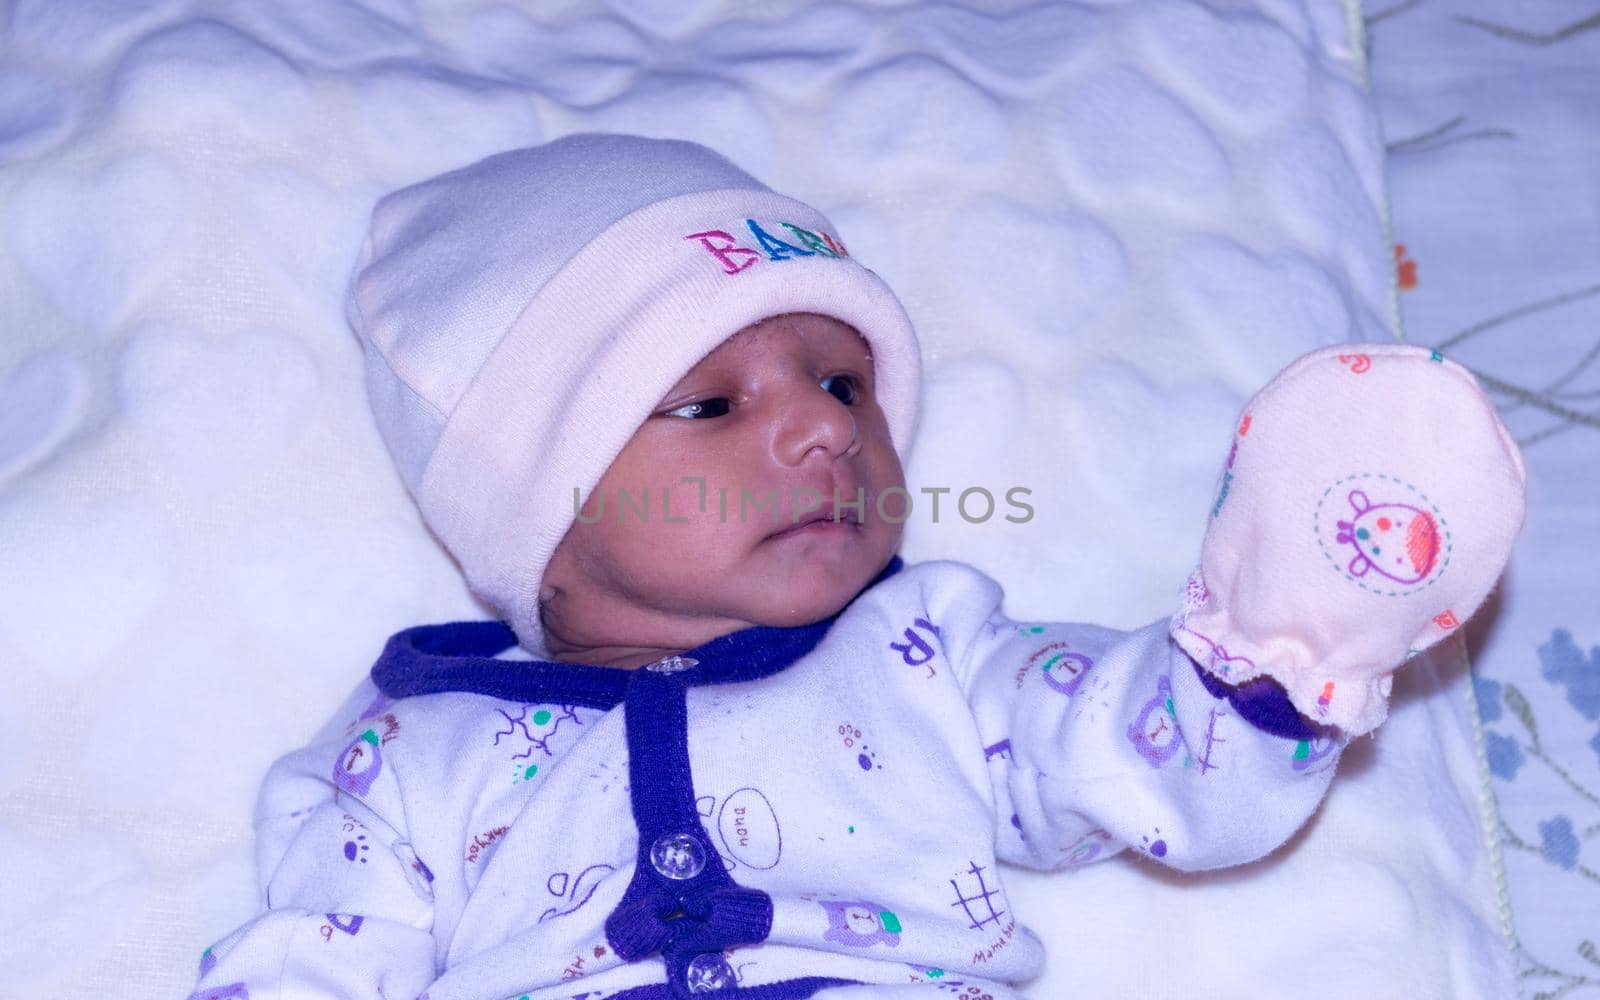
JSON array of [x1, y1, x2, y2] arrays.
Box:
[[541, 313, 905, 664]]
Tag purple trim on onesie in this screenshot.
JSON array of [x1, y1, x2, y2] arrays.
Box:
[[609, 977, 861, 1000], [1190, 660, 1323, 741], [373, 620, 629, 708], [607, 664, 775, 989], [372, 557, 901, 705]]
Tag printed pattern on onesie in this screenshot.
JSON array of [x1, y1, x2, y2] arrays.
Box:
[[436, 692, 641, 997], [919, 562, 1346, 877], [663, 585, 1045, 990]]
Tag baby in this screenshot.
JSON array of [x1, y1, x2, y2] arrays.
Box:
[[189, 134, 1526, 1000]]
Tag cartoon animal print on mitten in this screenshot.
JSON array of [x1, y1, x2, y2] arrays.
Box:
[[1335, 488, 1440, 584]]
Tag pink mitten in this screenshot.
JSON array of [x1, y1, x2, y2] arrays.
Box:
[[1173, 344, 1526, 735]]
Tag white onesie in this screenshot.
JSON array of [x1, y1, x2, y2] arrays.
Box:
[[188, 558, 1344, 1000]]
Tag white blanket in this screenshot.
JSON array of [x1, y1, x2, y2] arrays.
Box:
[[0, 1, 1515, 997]]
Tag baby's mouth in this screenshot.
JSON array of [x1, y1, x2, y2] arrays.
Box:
[[764, 505, 863, 541]]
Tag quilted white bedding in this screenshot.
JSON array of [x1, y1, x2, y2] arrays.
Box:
[[0, 1, 1516, 997]]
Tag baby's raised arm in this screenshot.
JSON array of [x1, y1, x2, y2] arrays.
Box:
[[949, 344, 1524, 872], [949, 599, 1342, 872]]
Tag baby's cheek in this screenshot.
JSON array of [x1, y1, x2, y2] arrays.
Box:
[[868, 485, 911, 523], [660, 481, 707, 523]]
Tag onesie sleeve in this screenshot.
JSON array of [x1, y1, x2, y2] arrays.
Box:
[[939, 573, 1346, 874], [187, 691, 439, 1000]]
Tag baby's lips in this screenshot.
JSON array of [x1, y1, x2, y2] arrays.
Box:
[[764, 503, 863, 539], [760, 474, 864, 528]]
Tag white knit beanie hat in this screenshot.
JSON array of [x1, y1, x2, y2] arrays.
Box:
[[347, 133, 922, 654]]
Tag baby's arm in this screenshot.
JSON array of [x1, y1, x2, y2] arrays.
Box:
[[189, 694, 437, 999], [954, 610, 1340, 872], [955, 344, 1525, 872]]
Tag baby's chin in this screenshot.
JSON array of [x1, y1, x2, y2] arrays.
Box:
[[746, 592, 856, 629], [735, 552, 894, 627]]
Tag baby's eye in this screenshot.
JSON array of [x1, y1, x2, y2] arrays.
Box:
[[821, 374, 860, 406], [664, 398, 731, 419]]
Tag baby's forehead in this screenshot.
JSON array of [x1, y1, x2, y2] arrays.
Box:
[[696, 312, 874, 368]]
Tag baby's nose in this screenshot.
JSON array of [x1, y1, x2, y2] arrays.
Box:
[[774, 386, 858, 465]]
